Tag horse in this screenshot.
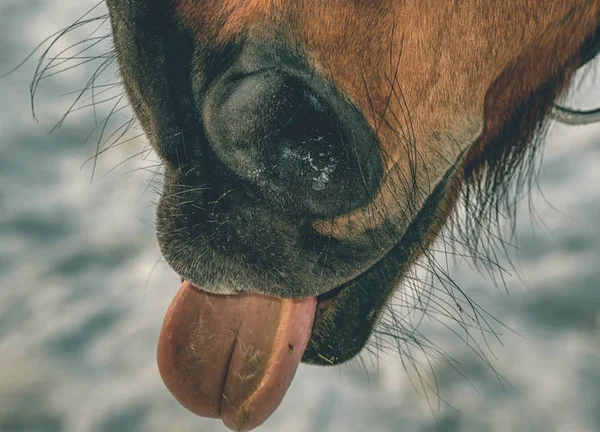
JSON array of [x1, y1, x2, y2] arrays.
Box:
[[21, 1, 600, 431]]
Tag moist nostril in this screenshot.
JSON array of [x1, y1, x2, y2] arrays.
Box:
[[202, 69, 380, 217]]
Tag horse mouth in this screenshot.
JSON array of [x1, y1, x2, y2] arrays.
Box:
[[154, 167, 451, 431]]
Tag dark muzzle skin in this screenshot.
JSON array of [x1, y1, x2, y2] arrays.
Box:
[[107, 0, 389, 299], [151, 38, 391, 300]]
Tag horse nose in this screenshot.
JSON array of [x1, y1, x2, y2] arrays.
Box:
[[202, 69, 380, 217]]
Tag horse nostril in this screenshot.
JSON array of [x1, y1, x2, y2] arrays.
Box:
[[202, 69, 379, 217]]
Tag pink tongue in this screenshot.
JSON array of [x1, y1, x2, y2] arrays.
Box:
[[157, 281, 317, 431]]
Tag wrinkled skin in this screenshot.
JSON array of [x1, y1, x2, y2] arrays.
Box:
[[102, 0, 599, 430]]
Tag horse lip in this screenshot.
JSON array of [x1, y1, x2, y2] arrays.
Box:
[[304, 171, 454, 365]]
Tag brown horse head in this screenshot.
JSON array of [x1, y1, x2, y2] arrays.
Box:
[[104, 1, 599, 430]]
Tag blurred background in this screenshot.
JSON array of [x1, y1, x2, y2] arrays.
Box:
[[1, 1, 599, 431]]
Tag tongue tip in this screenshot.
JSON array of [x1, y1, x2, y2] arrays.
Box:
[[157, 281, 317, 431]]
